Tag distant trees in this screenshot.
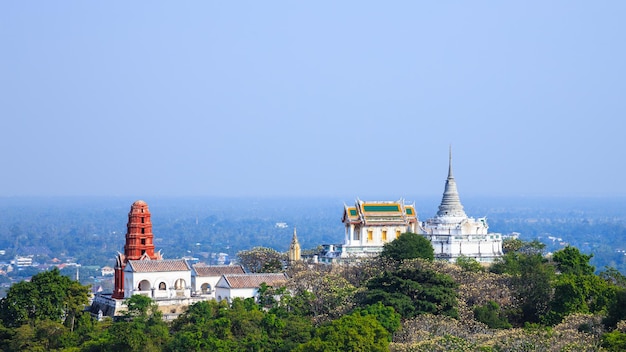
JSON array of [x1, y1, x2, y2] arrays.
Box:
[[380, 232, 434, 262]]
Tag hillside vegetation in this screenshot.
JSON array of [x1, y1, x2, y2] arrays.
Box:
[[2, 238, 626, 351]]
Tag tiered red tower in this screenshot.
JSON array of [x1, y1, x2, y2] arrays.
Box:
[[112, 200, 162, 299]]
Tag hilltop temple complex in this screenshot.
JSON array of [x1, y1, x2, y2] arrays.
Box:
[[90, 200, 286, 319], [91, 150, 503, 316], [319, 150, 503, 264]]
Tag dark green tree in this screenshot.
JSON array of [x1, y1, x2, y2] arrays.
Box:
[[380, 232, 434, 262], [358, 265, 458, 319], [512, 253, 555, 325], [474, 301, 511, 329], [604, 288, 626, 328]]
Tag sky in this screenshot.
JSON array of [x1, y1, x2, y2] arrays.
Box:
[[1, 2, 625, 199]]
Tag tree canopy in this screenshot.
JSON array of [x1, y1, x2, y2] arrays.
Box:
[[380, 232, 434, 262], [0, 268, 90, 329]]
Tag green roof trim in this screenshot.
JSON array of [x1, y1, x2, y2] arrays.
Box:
[[349, 209, 358, 216], [363, 205, 400, 212], [406, 208, 414, 215]]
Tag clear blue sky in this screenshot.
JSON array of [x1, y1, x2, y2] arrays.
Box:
[[1, 2, 625, 198]]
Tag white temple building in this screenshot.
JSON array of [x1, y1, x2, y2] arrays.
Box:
[[318, 199, 418, 263], [421, 150, 503, 263]]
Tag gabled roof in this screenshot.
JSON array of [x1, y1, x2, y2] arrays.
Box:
[[217, 273, 288, 289], [343, 199, 418, 225], [125, 259, 191, 273], [193, 264, 245, 277]]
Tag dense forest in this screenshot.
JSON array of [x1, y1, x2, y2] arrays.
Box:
[[2, 237, 626, 351]]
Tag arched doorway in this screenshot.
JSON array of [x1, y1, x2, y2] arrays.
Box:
[[201, 283, 211, 294]]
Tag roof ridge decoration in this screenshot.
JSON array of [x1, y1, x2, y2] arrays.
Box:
[[436, 146, 468, 218]]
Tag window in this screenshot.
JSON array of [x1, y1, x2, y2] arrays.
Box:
[[382, 230, 387, 242], [141, 217, 144, 223], [141, 228, 145, 234], [141, 250, 146, 255], [141, 239, 146, 245], [354, 231, 360, 241], [396, 230, 401, 239], [159, 282, 166, 290], [367, 230, 373, 242]]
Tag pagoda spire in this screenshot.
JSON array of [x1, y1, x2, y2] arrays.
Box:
[[288, 227, 301, 262], [436, 147, 467, 218]]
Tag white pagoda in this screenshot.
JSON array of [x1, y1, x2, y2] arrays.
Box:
[[421, 150, 503, 263]]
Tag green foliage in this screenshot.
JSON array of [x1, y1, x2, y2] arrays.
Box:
[[456, 256, 483, 272], [545, 273, 613, 325], [123, 294, 159, 320], [293, 312, 389, 352], [169, 298, 315, 352], [0, 268, 90, 328], [602, 330, 626, 351], [359, 266, 458, 319], [604, 288, 626, 328], [354, 302, 401, 339], [473, 301, 511, 329], [552, 246, 595, 275], [380, 232, 434, 262]]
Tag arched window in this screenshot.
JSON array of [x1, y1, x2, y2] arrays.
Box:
[[138, 280, 150, 291], [158, 282, 166, 290], [201, 283, 210, 294]]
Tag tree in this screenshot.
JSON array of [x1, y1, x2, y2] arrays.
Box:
[[87, 296, 171, 352], [0, 268, 90, 328], [380, 232, 434, 262], [354, 302, 401, 339], [293, 312, 389, 352], [604, 288, 626, 328], [474, 301, 511, 329], [358, 265, 458, 319], [123, 294, 158, 320], [552, 246, 595, 275], [456, 256, 483, 273], [512, 253, 555, 325], [237, 247, 286, 273]]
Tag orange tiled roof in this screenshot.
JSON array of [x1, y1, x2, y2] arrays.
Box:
[[126, 259, 191, 273], [193, 264, 245, 277], [222, 273, 288, 289]]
